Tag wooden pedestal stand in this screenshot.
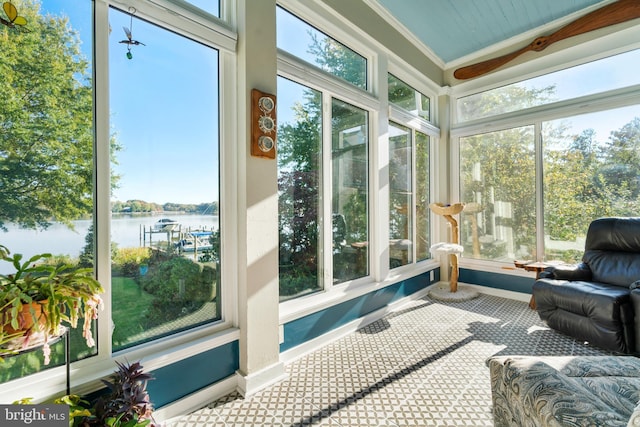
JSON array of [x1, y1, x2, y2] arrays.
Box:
[[429, 203, 464, 292], [514, 260, 562, 310]]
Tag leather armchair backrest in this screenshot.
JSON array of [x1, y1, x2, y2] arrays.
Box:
[[583, 217, 640, 287], [585, 217, 640, 252]]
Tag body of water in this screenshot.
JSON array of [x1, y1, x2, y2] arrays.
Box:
[[0, 214, 218, 273]]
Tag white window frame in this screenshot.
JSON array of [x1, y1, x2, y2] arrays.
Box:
[[388, 110, 439, 269], [0, 0, 240, 404], [386, 62, 440, 274], [449, 24, 640, 124], [277, 1, 440, 324], [450, 37, 640, 276]]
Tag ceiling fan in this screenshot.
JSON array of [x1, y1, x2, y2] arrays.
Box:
[[453, 0, 640, 80]]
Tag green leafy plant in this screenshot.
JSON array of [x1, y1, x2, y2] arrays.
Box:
[[0, 244, 104, 363]]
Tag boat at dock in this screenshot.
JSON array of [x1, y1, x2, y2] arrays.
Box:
[[153, 218, 180, 231], [176, 231, 213, 253]]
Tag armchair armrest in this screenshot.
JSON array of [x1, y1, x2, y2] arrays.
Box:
[[538, 262, 592, 281], [488, 356, 628, 426], [629, 286, 640, 353]]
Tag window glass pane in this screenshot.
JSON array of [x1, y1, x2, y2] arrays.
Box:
[[332, 100, 369, 282], [415, 131, 430, 261], [458, 48, 640, 122], [276, 7, 367, 90], [109, 8, 220, 351], [388, 74, 429, 120], [277, 77, 323, 301], [389, 123, 413, 268], [0, 0, 95, 383], [182, 0, 220, 17], [460, 127, 536, 262], [543, 105, 640, 263]]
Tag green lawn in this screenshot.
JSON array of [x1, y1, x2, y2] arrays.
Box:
[[111, 276, 155, 349]]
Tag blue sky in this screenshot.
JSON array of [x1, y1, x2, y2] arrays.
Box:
[[37, 1, 339, 205], [34, 0, 640, 201], [42, 0, 220, 205], [108, 8, 219, 205], [521, 48, 640, 140]]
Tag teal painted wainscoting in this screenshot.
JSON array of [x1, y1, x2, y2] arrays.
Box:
[[280, 271, 437, 352], [147, 340, 239, 408], [459, 268, 533, 294]]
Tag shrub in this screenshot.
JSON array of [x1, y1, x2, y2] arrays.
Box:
[[113, 247, 152, 278], [40, 254, 80, 269], [279, 266, 318, 299], [140, 257, 216, 327]]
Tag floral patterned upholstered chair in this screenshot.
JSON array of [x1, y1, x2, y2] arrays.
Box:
[[488, 355, 640, 427]]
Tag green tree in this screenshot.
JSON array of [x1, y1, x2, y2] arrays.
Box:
[[458, 85, 557, 121], [461, 126, 537, 259], [460, 85, 560, 260], [544, 118, 640, 248], [277, 86, 322, 297], [461, 84, 640, 263], [544, 128, 610, 243], [601, 117, 640, 202], [0, 0, 120, 230], [307, 33, 366, 89], [79, 224, 119, 268]]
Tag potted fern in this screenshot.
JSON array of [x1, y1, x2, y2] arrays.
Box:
[[0, 244, 104, 363]]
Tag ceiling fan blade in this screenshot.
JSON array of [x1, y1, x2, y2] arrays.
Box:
[[454, 0, 640, 80]]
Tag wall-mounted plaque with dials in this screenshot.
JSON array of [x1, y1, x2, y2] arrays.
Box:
[[251, 89, 276, 159]]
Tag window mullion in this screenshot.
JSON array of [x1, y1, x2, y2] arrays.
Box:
[[322, 92, 333, 291], [535, 122, 545, 262], [95, 0, 114, 360], [412, 129, 418, 264]]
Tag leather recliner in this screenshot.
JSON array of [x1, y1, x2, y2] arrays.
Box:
[[532, 217, 640, 354]]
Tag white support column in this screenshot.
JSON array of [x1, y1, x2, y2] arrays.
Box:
[[235, 0, 286, 397], [434, 92, 452, 279], [374, 56, 390, 282]]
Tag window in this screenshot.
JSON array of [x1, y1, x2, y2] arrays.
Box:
[[277, 77, 322, 301], [459, 127, 536, 262], [455, 48, 640, 266], [0, 0, 231, 392], [332, 100, 369, 282], [183, 0, 220, 17], [387, 73, 432, 267], [457, 48, 640, 122], [389, 123, 413, 268], [277, 91, 370, 295], [415, 131, 431, 261], [276, 5, 438, 301], [388, 74, 430, 121], [108, 7, 220, 350], [0, 0, 95, 383], [276, 6, 367, 90], [543, 105, 640, 263], [277, 5, 374, 298]]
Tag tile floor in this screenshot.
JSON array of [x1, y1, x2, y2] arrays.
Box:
[[168, 292, 611, 426]]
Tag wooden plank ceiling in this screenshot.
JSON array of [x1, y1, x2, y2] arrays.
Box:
[[373, 0, 605, 63]]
